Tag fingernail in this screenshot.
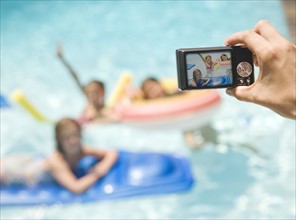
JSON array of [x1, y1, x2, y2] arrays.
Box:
[[226, 89, 233, 96]]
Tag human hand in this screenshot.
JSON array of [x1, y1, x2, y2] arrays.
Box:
[[225, 20, 296, 119]]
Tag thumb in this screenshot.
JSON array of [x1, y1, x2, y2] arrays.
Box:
[[226, 87, 255, 102]]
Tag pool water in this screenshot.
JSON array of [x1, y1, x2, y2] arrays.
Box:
[[1, 1, 295, 219]]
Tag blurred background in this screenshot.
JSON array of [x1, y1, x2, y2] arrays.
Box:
[[1, 1, 295, 219]]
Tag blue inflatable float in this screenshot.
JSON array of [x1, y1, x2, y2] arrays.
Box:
[[0, 151, 194, 206], [0, 95, 10, 108], [208, 75, 232, 86]]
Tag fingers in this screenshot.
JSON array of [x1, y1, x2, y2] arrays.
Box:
[[224, 29, 271, 58], [225, 88, 234, 96], [253, 20, 284, 43], [226, 86, 256, 103], [224, 20, 287, 62]]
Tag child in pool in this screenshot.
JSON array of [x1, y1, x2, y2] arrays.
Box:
[[141, 77, 169, 99], [123, 77, 177, 102], [0, 118, 118, 194], [56, 45, 119, 123], [220, 54, 230, 61], [81, 80, 119, 123], [204, 55, 218, 74], [188, 69, 210, 87]]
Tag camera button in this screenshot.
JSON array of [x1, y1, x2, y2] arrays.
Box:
[[237, 62, 252, 77]]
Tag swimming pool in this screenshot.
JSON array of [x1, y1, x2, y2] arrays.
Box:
[[1, 1, 295, 219]]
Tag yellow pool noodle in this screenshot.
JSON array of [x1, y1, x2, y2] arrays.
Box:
[[106, 72, 133, 108], [10, 90, 49, 122], [160, 78, 178, 95], [214, 63, 220, 71]]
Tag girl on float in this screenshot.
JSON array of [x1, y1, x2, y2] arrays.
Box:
[[188, 69, 210, 87], [204, 55, 218, 76], [0, 118, 118, 194]]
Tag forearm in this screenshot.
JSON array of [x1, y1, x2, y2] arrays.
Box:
[[57, 56, 85, 94], [66, 172, 100, 194], [93, 151, 118, 176], [61, 154, 118, 194]]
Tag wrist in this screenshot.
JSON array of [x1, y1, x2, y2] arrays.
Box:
[[90, 169, 102, 179]]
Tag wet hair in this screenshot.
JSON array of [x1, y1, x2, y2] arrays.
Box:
[[204, 55, 212, 61], [55, 118, 81, 157], [141, 77, 159, 90], [86, 80, 105, 92], [193, 69, 202, 80], [141, 77, 165, 99], [220, 54, 229, 61]]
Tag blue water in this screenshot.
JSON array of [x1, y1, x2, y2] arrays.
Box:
[[1, 1, 295, 219]]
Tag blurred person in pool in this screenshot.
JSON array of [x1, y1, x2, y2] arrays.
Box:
[[56, 45, 119, 123], [125, 77, 180, 100], [141, 77, 169, 99], [220, 53, 230, 61], [225, 20, 296, 120], [0, 118, 118, 194], [125, 77, 215, 149], [123, 77, 171, 100]]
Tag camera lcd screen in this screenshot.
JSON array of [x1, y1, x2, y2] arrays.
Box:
[[185, 50, 233, 88]]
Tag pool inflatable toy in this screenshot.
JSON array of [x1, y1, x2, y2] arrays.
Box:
[[10, 90, 51, 122], [0, 151, 194, 206], [116, 89, 221, 130], [207, 75, 232, 86], [106, 72, 133, 108], [186, 64, 195, 70], [0, 94, 10, 108], [160, 78, 178, 95]]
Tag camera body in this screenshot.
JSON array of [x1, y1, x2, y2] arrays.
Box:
[[176, 46, 254, 90]]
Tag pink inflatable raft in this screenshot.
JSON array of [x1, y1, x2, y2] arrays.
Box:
[[115, 90, 221, 130]]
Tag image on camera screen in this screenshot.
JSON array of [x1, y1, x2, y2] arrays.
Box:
[[186, 50, 233, 88]]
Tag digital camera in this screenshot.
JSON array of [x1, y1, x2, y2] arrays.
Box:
[[176, 46, 254, 90]]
